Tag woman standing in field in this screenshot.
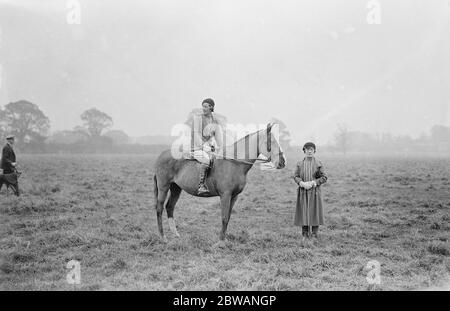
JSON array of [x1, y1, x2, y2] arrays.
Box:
[[293, 142, 328, 238]]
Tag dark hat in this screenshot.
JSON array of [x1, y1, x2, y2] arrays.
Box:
[[202, 98, 215, 108], [6, 135, 15, 140], [302, 142, 316, 152]]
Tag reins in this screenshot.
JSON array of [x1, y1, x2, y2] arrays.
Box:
[[214, 155, 272, 165]]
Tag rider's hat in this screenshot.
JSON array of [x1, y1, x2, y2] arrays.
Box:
[[302, 142, 316, 152], [202, 98, 215, 111], [6, 135, 15, 140]]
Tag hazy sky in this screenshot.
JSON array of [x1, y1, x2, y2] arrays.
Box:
[[0, 0, 449, 144]]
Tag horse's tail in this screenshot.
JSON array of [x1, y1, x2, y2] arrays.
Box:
[[153, 174, 158, 208]]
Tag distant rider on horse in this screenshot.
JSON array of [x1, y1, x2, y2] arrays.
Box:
[[185, 98, 225, 194]]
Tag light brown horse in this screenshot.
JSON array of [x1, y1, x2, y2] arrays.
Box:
[[153, 123, 286, 242]]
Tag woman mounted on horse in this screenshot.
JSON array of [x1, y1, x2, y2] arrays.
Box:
[[184, 98, 227, 194], [153, 98, 286, 242]]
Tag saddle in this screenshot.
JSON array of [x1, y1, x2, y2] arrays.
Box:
[[183, 151, 216, 167]]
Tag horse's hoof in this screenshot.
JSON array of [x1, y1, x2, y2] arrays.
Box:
[[168, 218, 181, 238], [212, 240, 226, 249], [161, 236, 168, 243]]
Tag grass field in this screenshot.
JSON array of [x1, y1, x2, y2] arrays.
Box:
[[0, 153, 449, 290]]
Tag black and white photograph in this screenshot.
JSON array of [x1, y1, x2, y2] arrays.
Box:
[[0, 0, 449, 294]]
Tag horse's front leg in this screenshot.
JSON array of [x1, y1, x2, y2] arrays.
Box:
[[219, 192, 238, 240]]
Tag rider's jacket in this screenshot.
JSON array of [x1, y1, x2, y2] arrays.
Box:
[[185, 109, 225, 152]]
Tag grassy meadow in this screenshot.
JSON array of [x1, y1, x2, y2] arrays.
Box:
[[0, 153, 449, 290]]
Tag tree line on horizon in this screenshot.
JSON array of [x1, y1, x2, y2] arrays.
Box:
[[324, 123, 450, 154], [0, 100, 150, 153], [0, 99, 448, 154]]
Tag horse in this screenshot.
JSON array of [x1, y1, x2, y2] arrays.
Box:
[[153, 122, 286, 242]]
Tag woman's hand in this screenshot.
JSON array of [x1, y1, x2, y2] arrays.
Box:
[[300, 181, 312, 190]]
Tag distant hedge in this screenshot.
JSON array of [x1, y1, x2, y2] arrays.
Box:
[[18, 143, 171, 154]]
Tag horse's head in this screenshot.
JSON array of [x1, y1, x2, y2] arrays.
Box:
[[258, 123, 286, 169]]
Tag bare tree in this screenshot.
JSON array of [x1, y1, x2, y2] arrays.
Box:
[[334, 123, 349, 154]]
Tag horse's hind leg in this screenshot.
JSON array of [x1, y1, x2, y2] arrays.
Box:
[[166, 183, 182, 237], [155, 179, 169, 243], [219, 193, 239, 241]]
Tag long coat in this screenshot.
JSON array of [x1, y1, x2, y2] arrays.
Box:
[[293, 157, 327, 226], [1, 143, 16, 173]]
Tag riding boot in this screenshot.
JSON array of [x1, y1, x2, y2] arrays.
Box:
[[312, 226, 319, 238], [197, 165, 210, 194], [14, 183, 19, 197]]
